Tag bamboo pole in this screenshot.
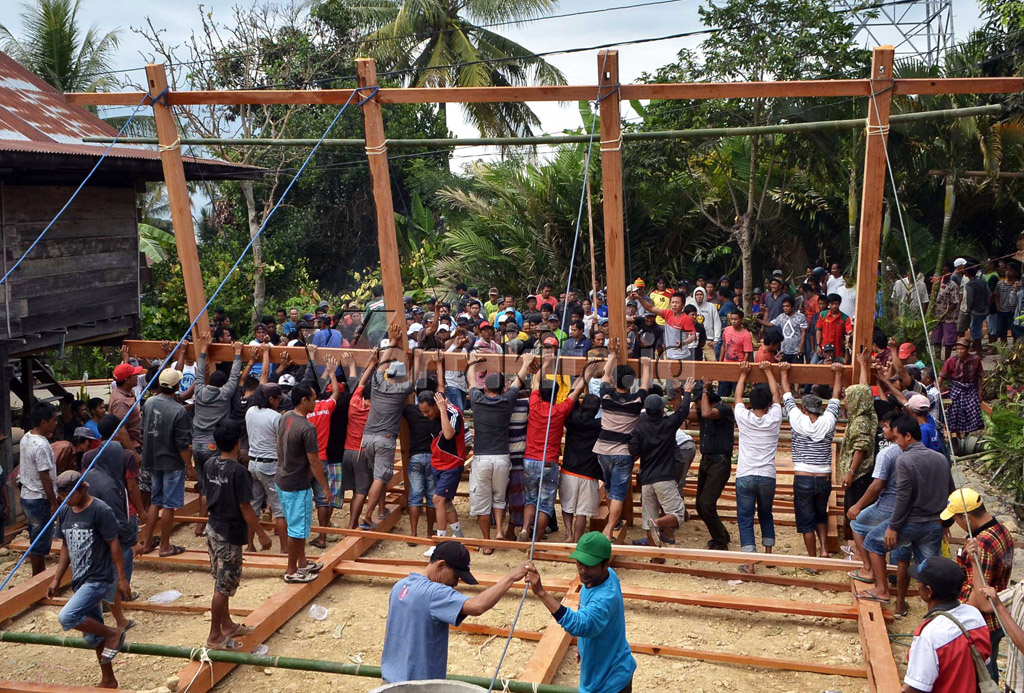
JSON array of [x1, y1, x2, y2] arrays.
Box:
[[82, 103, 1004, 149], [0, 631, 577, 693]]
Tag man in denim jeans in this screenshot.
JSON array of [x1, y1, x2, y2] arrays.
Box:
[[733, 361, 783, 574], [594, 351, 648, 540], [521, 359, 587, 542], [19, 402, 60, 575], [859, 415, 955, 605], [403, 386, 441, 539]]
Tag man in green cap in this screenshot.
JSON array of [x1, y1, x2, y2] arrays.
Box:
[[525, 532, 636, 692]]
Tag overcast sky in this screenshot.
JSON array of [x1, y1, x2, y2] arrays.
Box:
[[0, 0, 987, 164]]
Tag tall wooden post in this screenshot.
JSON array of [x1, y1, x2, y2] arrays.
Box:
[[356, 59, 408, 348], [145, 64, 209, 355], [597, 51, 626, 360], [851, 46, 895, 379]]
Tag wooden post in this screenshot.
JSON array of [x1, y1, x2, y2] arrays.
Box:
[[355, 58, 408, 348], [851, 46, 895, 378], [597, 51, 626, 360], [144, 64, 210, 354]]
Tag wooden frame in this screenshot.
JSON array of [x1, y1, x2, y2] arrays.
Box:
[[22, 46, 1016, 692]]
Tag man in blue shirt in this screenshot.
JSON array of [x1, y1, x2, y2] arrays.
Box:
[[381, 541, 530, 683], [526, 532, 636, 693]]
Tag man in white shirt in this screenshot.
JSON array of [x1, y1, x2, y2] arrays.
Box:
[[826, 263, 846, 295], [733, 361, 783, 574], [20, 402, 60, 575]]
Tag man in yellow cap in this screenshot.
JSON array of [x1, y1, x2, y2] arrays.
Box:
[[943, 488, 1014, 682], [525, 532, 636, 692]]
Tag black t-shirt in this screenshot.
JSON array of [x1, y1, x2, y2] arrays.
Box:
[[205, 456, 254, 545], [562, 408, 603, 480], [275, 411, 319, 492], [403, 404, 440, 455], [325, 384, 353, 462], [697, 401, 735, 456], [469, 386, 519, 455], [631, 410, 687, 485], [54, 497, 119, 590], [82, 466, 136, 547]]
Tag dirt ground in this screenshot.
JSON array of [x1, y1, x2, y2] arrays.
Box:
[[2, 447, 1020, 693]]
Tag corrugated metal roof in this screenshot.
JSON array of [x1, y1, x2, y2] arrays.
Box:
[[0, 50, 254, 173]]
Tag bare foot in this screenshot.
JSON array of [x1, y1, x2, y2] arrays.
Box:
[[97, 676, 118, 689]]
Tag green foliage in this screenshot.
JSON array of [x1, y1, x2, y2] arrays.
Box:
[[977, 398, 1024, 511], [138, 224, 175, 264], [982, 340, 1024, 401], [47, 346, 119, 383], [0, 0, 120, 93]]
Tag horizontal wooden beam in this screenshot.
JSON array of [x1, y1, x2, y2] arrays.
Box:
[[38, 597, 254, 617], [852, 580, 901, 691], [0, 565, 70, 623], [64, 76, 1024, 107], [0, 682, 133, 693], [123, 339, 847, 384], [520, 579, 581, 684]]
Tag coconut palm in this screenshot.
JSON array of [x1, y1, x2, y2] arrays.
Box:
[[0, 0, 119, 93], [348, 0, 565, 137]]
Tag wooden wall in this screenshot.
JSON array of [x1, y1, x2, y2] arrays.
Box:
[[0, 183, 140, 355]]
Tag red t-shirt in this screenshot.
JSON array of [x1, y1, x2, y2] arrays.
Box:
[[431, 403, 466, 471], [344, 387, 370, 451], [534, 294, 558, 311], [306, 398, 337, 462], [817, 310, 853, 357], [754, 346, 778, 363], [721, 326, 753, 362], [525, 389, 575, 463]]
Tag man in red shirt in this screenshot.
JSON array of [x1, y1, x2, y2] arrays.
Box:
[[421, 388, 467, 539], [341, 350, 378, 529], [305, 356, 342, 549], [903, 556, 991, 693], [520, 359, 588, 542], [816, 293, 853, 362]]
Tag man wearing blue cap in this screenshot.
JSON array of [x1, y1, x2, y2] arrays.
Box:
[[525, 532, 636, 692]]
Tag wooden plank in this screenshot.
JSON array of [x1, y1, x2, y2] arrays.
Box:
[[0, 682, 135, 693], [458, 622, 867, 678], [121, 339, 849, 384], [519, 579, 581, 685], [64, 76, 1024, 107], [38, 597, 254, 617], [598, 50, 627, 361], [852, 579, 901, 691], [0, 565, 70, 623], [145, 63, 210, 354], [173, 498, 404, 693], [356, 59, 407, 348], [851, 46, 895, 374]]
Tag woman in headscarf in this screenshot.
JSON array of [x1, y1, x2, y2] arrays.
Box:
[[839, 351, 877, 540], [937, 337, 985, 437]]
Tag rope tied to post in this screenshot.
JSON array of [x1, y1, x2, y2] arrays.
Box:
[[182, 645, 214, 693], [147, 87, 170, 107], [159, 137, 181, 153], [365, 140, 389, 156], [600, 135, 622, 152], [865, 124, 890, 137]]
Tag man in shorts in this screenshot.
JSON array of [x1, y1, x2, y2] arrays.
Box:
[[204, 420, 272, 649], [341, 350, 376, 529], [244, 382, 286, 552], [276, 384, 332, 582], [422, 390, 467, 538], [360, 329, 414, 529], [138, 369, 193, 558], [48, 471, 131, 689]]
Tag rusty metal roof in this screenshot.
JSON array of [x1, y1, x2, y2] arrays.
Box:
[[0, 50, 257, 178]]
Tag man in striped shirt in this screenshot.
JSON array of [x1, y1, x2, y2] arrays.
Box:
[[780, 361, 844, 560]]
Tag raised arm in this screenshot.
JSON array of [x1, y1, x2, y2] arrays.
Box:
[[759, 360, 781, 405], [778, 361, 792, 396], [856, 348, 872, 386], [831, 361, 844, 399], [434, 392, 456, 440], [325, 357, 341, 401], [512, 352, 536, 389], [888, 337, 912, 389], [601, 348, 618, 385], [734, 360, 750, 410], [356, 348, 379, 390], [640, 355, 653, 391], [699, 377, 721, 420], [259, 342, 271, 385], [633, 292, 665, 318]]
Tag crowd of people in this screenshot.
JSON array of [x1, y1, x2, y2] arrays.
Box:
[[3, 254, 1022, 690]]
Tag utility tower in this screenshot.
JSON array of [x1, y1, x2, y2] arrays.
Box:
[[834, 0, 954, 65]]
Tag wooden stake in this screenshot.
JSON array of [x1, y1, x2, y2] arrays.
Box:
[[355, 59, 408, 348], [520, 580, 582, 685], [597, 50, 626, 361], [851, 47, 895, 376], [144, 63, 210, 355]]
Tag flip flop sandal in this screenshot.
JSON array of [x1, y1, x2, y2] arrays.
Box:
[[158, 545, 187, 558], [127, 591, 140, 602], [481, 548, 494, 556], [212, 637, 244, 651], [140, 537, 160, 555], [298, 561, 324, 574], [855, 592, 890, 604], [846, 570, 874, 584], [657, 532, 676, 545], [310, 538, 327, 549], [283, 571, 317, 583], [631, 538, 655, 546], [231, 624, 255, 637], [377, 512, 389, 520], [100, 629, 128, 664], [893, 606, 910, 619], [122, 620, 137, 633], [358, 522, 376, 531]]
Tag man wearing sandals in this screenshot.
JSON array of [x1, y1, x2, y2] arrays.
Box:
[[48, 471, 131, 689], [204, 420, 272, 649], [276, 384, 332, 583]]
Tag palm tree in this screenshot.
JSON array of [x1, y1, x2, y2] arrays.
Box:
[[348, 0, 565, 137], [0, 0, 119, 93]]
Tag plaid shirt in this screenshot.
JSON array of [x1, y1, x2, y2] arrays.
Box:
[[1004, 583, 1024, 692], [933, 278, 961, 323], [957, 519, 1014, 632]]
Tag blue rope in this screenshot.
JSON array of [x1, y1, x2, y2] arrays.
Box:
[[0, 85, 373, 593], [0, 91, 151, 286]]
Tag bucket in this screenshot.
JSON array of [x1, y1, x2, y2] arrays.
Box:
[[370, 681, 483, 692]]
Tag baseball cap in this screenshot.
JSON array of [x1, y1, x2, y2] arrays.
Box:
[[56, 470, 85, 495], [379, 337, 391, 349], [953, 258, 967, 268], [488, 287, 499, 295], [939, 488, 984, 520], [897, 342, 917, 359], [772, 269, 784, 277], [479, 321, 493, 330], [430, 540, 478, 585], [278, 373, 297, 388], [456, 316, 472, 326], [112, 363, 145, 382], [909, 556, 965, 596], [801, 394, 825, 415], [73, 426, 98, 441], [644, 393, 665, 416], [407, 322, 424, 335], [158, 369, 183, 388], [569, 531, 612, 567], [387, 361, 407, 378], [547, 313, 560, 322], [906, 393, 931, 413], [821, 343, 836, 353], [436, 322, 451, 333], [412, 306, 425, 315], [626, 283, 637, 294], [542, 336, 559, 348], [317, 299, 329, 309]]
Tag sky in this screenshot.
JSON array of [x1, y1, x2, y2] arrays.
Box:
[[0, 0, 988, 166]]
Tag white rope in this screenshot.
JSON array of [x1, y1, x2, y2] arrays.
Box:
[[181, 645, 214, 693], [865, 124, 890, 137], [364, 140, 388, 156], [600, 135, 622, 152], [158, 137, 181, 153], [867, 86, 1012, 638]]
